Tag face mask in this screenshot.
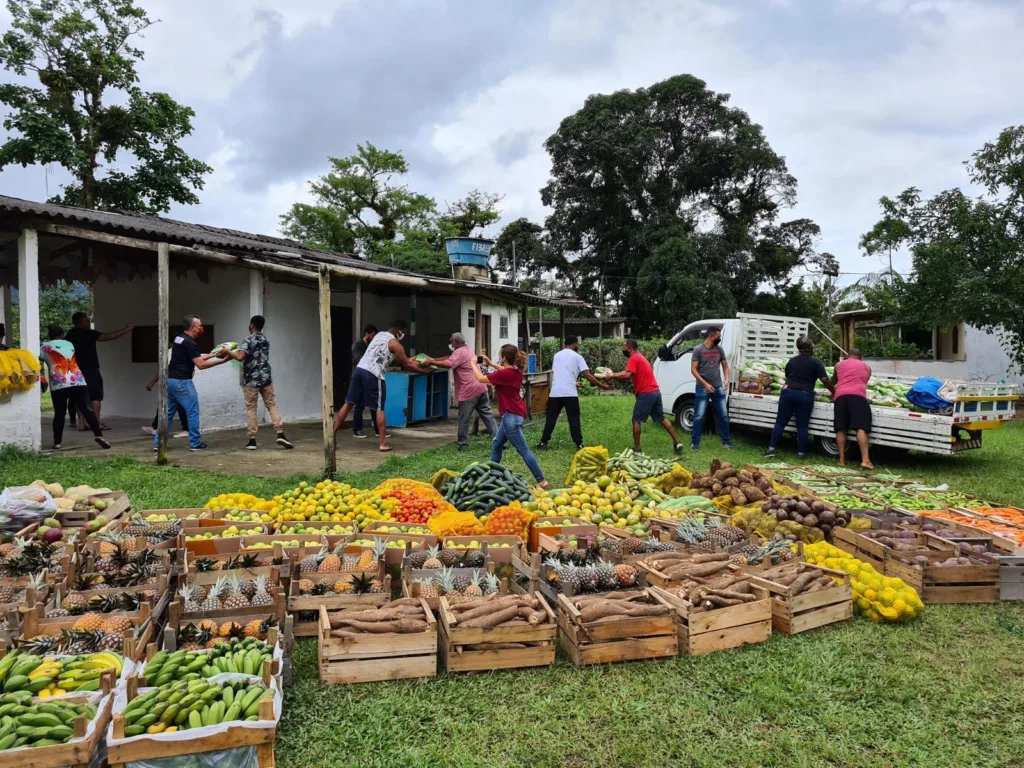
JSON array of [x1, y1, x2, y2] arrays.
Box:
[[448, 344, 455, 352], [712, 337, 720, 346], [622, 350, 631, 358]]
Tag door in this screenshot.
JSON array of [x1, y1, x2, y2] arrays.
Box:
[[331, 306, 353, 410], [654, 319, 730, 432], [480, 314, 492, 358]]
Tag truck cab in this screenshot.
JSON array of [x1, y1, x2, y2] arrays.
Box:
[[654, 318, 739, 432]]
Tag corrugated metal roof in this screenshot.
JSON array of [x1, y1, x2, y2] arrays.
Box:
[[0, 194, 578, 307]]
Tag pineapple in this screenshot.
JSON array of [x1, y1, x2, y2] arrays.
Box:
[[422, 545, 442, 570], [312, 581, 333, 596], [61, 589, 90, 614], [414, 577, 439, 598], [407, 548, 431, 569], [194, 557, 220, 572], [463, 549, 486, 569], [435, 566, 457, 596], [464, 570, 484, 597], [200, 578, 226, 611], [178, 584, 201, 613], [72, 612, 105, 632], [218, 621, 243, 638], [340, 555, 361, 572], [483, 572, 500, 596], [0, 583, 19, 604], [622, 536, 646, 555], [299, 548, 326, 573], [243, 615, 277, 640], [222, 575, 251, 609], [101, 615, 133, 633], [89, 593, 123, 614], [97, 631, 125, 652], [19, 633, 61, 655], [250, 575, 274, 607], [317, 542, 343, 573], [198, 619, 219, 635], [240, 578, 257, 600], [333, 576, 353, 594], [451, 570, 471, 593], [613, 563, 638, 587], [438, 547, 460, 567], [596, 561, 619, 590], [298, 578, 315, 594]]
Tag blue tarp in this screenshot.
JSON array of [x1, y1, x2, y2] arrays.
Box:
[[906, 377, 951, 410]]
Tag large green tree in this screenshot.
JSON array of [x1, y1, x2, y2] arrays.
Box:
[[439, 189, 503, 238], [860, 125, 1024, 369], [0, 0, 211, 212], [541, 74, 818, 333], [8, 280, 91, 346]]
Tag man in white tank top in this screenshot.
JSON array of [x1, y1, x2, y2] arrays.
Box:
[[332, 320, 427, 451]]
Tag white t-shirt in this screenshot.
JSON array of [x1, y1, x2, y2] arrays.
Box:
[[550, 348, 589, 398], [357, 331, 395, 380]]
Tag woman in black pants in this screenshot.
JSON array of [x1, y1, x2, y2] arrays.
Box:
[[39, 326, 110, 450], [765, 336, 834, 459]]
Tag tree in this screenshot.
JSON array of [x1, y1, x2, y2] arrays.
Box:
[[860, 125, 1024, 369], [492, 218, 564, 289], [541, 74, 813, 334], [280, 143, 436, 260], [0, 0, 211, 213], [8, 280, 91, 346], [440, 190, 503, 238]]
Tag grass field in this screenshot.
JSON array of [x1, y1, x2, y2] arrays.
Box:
[[3, 398, 1024, 767]]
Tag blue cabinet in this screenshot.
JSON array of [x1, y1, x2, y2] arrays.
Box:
[[383, 371, 450, 428]]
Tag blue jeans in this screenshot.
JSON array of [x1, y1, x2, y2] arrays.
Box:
[[154, 379, 202, 449], [769, 388, 814, 455], [692, 386, 731, 448], [491, 413, 545, 483]]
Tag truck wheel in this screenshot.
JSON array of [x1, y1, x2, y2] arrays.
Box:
[[818, 436, 840, 457], [674, 396, 696, 434]]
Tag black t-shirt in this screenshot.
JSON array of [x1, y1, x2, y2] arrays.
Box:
[[785, 354, 827, 392], [351, 340, 367, 368], [64, 328, 101, 373], [168, 334, 201, 380]]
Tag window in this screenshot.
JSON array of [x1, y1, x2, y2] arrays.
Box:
[[951, 325, 959, 356], [499, 316, 509, 339], [131, 325, 215, 363], [666, 323, 723, 359], [467, 309, 475, 329]]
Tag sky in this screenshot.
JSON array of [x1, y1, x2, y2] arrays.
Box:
[[1, 0, 1023, 287]]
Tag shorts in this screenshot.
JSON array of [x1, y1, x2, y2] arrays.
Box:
[[345, 368, 387, 412], [80, 369, 104, 402], [834, 395, 872, 433], [632, 391, 664, 423]]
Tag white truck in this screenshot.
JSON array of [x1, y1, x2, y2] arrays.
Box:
[[653, 313, 1018, 456]]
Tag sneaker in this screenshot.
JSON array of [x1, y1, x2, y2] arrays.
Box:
[[142, 426, 156, 435], [276, 434, 294, 449], [173, 431, 189, 439], [95, 437, 111, 450], [458, 445, 469, 453], [632, 448, 644, 455], [797, 453, 808, 460], [189, 442, 209, 452], [764, 448, 777, 458], [575, 443, 584, 451], [722, 443, 734, 451], [353, 431, 367, 439], [690, 444, 700, 451], [673, 442, 683, 453], [537, 443, 549, 451], [246, 439, 258, 450]]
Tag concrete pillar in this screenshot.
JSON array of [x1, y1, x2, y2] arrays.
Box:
[[18, 229, 40, 354], [249, 270, 264, 318]]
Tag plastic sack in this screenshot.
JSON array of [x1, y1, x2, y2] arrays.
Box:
[[937, 380, 959, 403], [0, 485, 58, 533], [565, 446, 609, 485], [122, 745, 258, 768]]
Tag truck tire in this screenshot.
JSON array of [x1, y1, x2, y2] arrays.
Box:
[[674, 396, 696, 434], [818, 436, 840, 457]]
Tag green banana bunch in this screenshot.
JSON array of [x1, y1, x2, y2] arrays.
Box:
[[0, 695, 97, 750], [121, 679, 274, 737], [144, 638, 273, 685]]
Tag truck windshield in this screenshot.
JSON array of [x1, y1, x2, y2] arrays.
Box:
[[666, 323, 723, 359]]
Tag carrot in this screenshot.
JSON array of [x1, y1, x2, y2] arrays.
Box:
[[458, 605, 520, 628]]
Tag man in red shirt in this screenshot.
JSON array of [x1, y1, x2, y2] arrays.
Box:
[[605, 338, 683, 454]]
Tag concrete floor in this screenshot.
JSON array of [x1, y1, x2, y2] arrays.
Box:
[[40, 413, 459, 478]]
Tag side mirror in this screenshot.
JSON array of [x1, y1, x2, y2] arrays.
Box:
[[657, 345, 674, 362]]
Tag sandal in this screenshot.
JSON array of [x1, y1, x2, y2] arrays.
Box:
[[53, 444, 61, 450], [378, 445, 393, 453]]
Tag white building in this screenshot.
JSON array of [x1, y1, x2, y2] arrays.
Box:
[[0, 196, 565, 467]]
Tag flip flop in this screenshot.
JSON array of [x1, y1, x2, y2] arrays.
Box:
[[379, 445, 392, 453]]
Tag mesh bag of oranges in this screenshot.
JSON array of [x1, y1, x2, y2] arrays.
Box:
[[428, 509, 484, 536], [373, 478, 443, 500], [205, 493, 273, 511], [804, 541, 924, 622], [379, 489, 458, 524], [484, 501, 536, 542]]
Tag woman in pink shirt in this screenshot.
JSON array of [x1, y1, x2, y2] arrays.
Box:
[[830, 348, 873, 469]]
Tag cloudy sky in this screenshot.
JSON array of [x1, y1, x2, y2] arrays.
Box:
[[2, 0, 1023, 284]]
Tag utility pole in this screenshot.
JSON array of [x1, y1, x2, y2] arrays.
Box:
[[512, 241, 517, 288]]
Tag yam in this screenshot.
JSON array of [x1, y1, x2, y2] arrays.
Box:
[[712, 482, 724, 496], [579, 601, 632, 622], [740, 484, 766, 502], [703, 595, 744, 608], [691, 552, 729, 564], [788, 569, 824, 595], [459, 605, 520, 628], [723, 477, 740, 488], [706, 587, 757, 603], [715, 467, 738, 481], [340, 618, 427, 634], [451, 597, 520, 624], [663, 560, 730, 579], [755, 476, 773, 492], [738, 470, 754, 484], [729, 487, 748, 507], [571, 590, 646, 604], [621, 604, 671, 617]]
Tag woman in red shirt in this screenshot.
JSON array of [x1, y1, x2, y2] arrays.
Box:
[[470, 344, 548, 489]]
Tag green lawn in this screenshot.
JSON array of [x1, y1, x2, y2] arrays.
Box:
[[3, 398, 1024, 767]]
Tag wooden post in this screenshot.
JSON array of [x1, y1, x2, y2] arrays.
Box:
[[474, 296, 482, 354], [410, 289, 417, 355], [156, 242, 169, 465], [538, 305, 544, 370], [355, 279, 363, 337], [319, 265, 336, 478], [521, 303, 529, 350], [0, 284, 12, 345]]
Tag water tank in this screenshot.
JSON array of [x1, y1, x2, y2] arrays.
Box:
[[445, 237, 494, 267]]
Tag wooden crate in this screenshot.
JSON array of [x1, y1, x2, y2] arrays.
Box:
[[57, 490, 131, 528], [20, 609, 150, 660], [129, 507, 209, 523], [109, 684, 276, 768], [440, 535, 523, 565], [556, 589, 677, 666], [923, 512, 1024, 556], [649, 582, 771, 656], [289, 562, 390, 637], [831, 526, 892, 571], [884, 547, 1000, 604], [160, 615, 293, 657], [168, 585, 287, 630], [438, 592, 556, 672], [648, 511, 732, 540], [182, 541, 289, 574], [43, 574, 168, 627], [317, 601, 437, 684], [240, 534, 328, 558], [4, 688, 113, 768], [636, 550, 743, 590], [183, 520, 272, 555], [750, 563, 853, 635], [275, 520, 358, 537], [335, 534, 429, 567], [511, 552, 648, 605], [528, 517, 597, 553]]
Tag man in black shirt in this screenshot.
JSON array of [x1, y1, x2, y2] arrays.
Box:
[[65, 311, 133, 431], [349, 324, 380, 438], [153, 315, 229, 452]]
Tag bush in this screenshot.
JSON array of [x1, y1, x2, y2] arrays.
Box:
[[526, 336, 669, 393]]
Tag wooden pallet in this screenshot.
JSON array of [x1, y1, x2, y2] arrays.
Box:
[[317, 601, 437, 684], [438, 592, 556, 672], [649, 583, 771, 656], [4, 688, 113, 768], [556, 590, 677, 666], [750, 563, 853, 635], [109, 683, 276, 768]]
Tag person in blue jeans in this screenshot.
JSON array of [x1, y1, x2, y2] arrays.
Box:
[[468, 344, 549, 489], [153, 316, 230, 452], [690, 327, 732, 450], [765, 336, 835, 459]]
